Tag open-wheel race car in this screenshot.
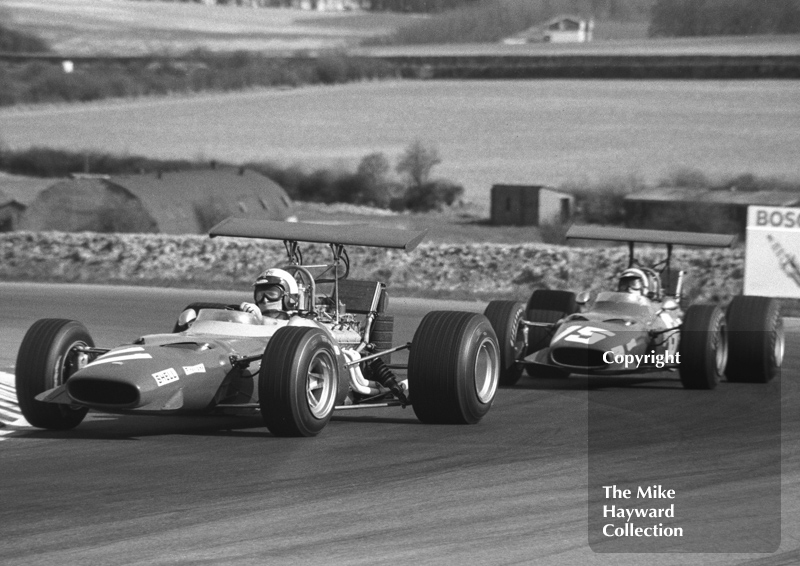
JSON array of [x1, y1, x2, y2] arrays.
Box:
[[483, 226, 784, 389], [16, 219, 500, 436]]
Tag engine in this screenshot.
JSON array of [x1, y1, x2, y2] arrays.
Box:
[[328, 326, 362, 346]]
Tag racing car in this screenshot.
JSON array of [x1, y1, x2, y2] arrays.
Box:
[[483, 226, 784, 389], [15, 219, 500, 436]]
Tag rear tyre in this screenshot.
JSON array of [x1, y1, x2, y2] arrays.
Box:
[[483, 301, 525, 386], [679, 305, 727, 390], [172, 302, 231, 332], [408, 311, 499, 425], [525, 290, 577, 378], [726, 296, 783, 383], [259, 326, 338, 437], [15, 319, 92, 430]]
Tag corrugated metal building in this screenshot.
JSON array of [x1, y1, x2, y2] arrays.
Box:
[[19, 167, 294, 234], [624, 187, 800, 235], [490, 184, 574, 226]]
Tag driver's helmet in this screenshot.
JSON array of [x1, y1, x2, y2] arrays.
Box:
[[617, 268, 649, 297], [640, 267, 661, 299], [253, 268, 299, 311]]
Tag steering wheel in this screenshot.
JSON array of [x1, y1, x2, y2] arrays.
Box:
[[280, 265, 315, 311]]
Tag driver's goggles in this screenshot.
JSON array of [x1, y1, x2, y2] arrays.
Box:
[[255, 285, 285, 303]]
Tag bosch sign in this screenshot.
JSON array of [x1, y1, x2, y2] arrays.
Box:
[[753, 208, 800, 229], [746, 205, 800, 297]]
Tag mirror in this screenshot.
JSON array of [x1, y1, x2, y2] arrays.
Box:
[[177, 308, 197, 328], [576, 291, 591, 305]]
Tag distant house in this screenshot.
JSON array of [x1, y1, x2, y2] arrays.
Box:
[[0, 175, 54, 232], [19, 167, 294, 234], [503, 15, 593, 44], [491, 184, 574, 226], [624, 187, 800, 235], [543, 15, 594, 43]]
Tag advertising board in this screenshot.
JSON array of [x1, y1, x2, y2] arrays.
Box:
[[745, 205, 800, 297]]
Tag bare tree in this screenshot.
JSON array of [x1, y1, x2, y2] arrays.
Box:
[[395, 140, 441, 190]]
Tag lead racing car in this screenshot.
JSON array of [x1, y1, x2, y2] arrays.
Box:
[[483, 226, 784, 389], [16, 219, 500, 436]]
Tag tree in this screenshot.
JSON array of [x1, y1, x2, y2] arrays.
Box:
[[395, 140, 441, 191], [354, 152, 395, 207]]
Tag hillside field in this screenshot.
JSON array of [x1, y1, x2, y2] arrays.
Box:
[[0, 79, 797, 209], [7, 0, 800, 57], [0, 0, 413, 54]]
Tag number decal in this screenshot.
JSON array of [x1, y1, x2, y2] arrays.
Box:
[[554, 325, 616, 345]]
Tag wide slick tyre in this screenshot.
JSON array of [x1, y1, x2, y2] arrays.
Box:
[[259, 326, 339, 437], [483, 300, 525, 385], [408, 311, 499, 425], [15, 319, 92, 430], [679, 305, 727, 390], [525, 290, 577, 378], [726, 296, 783, 383]]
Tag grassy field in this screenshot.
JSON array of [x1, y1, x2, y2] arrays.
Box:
[[1, 79, 797, 210], [0, 0, 412, 54], [6, 0, 798, 57]]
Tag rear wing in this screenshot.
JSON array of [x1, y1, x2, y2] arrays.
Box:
[[566, 226, 736, 302], [209, 218, 426, 325], [209, 218, 427, 251], [566, 226, 737, 248]]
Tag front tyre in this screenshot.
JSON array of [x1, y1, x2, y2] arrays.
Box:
[[259, 326, 338, 437], [483, 301, 526, 386], [679, 305, 727, 390], [408, 311, 499, 425], [15, 319, 92, 430], [726, 296, 783, 383]]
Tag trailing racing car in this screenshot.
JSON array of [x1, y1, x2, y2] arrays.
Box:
[[483, 226, 784, 389], [16, 219, 500, 436]]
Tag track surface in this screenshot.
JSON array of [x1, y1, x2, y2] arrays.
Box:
[[1, 283, 798, 565]]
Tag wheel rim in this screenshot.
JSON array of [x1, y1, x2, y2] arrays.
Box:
[[60, 340, 89, 385], [306, 350, 336, 419], [774, 318, 785, 369], [714, 321, 728, 376], [474, 337, 499, 404], [512, 315, 526, 358]]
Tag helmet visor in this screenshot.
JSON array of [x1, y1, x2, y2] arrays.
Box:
[[625, 278, 643, 291]]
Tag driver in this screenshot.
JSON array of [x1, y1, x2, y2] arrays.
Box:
[[240, 268, 299, 321], [617, 268, 649, 297]]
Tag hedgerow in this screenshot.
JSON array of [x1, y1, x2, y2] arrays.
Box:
[[0, 143, 463, 213], [0, 51, 397, 108]]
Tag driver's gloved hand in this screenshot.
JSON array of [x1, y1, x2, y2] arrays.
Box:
[[240, 302, 263, 320]]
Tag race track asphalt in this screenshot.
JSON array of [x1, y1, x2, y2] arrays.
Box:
[[0, 283, 797, 565]]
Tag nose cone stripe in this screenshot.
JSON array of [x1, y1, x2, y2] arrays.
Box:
[[99, 346, 145, 357], [85, 353, 153, 367]]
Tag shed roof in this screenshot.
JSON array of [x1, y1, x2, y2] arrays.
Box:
[[109, 167, 293, 234], [624, 187, 800, 207], [492, 184, 572, 198], [544, 14, 587, 26]]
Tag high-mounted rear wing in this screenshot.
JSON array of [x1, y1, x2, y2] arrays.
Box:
[[209, 218, 427, 325], [566, 226, 737, 248], [566, 226, 737, 297], [210, 218, 427, 252]]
